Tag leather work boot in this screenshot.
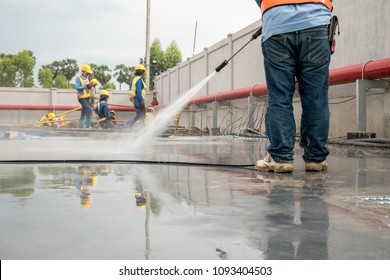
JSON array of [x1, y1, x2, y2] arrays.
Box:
[[305, 161, 328, 172], [255, 154, 294, 173]]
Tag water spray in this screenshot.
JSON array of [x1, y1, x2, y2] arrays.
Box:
[[215, 26, 263, 73]]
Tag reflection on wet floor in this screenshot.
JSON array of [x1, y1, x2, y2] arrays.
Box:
[[0, 136, 389, 259]]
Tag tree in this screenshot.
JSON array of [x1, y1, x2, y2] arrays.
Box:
[[61, 59, 78, 86], [90, 64, 112, 86], [149, 38, 165, 90], [13, 50, 36, 87], [101, 82, 116, 90], [53, 74, 69, 89], [147, 39, 183, 90], [0, 56, 17, 87], [114, 64, 131, 90], [0, 50, 35, 87], [37, 67, 53, 88], [163, 41, 182, 70]]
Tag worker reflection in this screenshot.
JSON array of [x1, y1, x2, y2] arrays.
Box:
[[39, 112, 56, 127], [75, 165, 98, 209], [265, 173, 329, 260]]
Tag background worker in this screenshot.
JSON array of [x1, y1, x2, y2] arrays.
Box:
[[145, 106, 155, 125], [255, 0, 333, 173], [75, 64, 93, 128], [94, 90, 116, 129], [109, 110, 118, 125], [39, 112, 56, 127], [125, 64, 147, 128], [89, 78, 99, 108]]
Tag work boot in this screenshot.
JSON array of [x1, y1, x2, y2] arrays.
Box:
[[305, 161, 327, 172], [255, 154, 294, 173]]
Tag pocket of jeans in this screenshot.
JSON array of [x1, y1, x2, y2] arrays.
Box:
[[307, 35, 330, 65], [263, 35, 289, 63]]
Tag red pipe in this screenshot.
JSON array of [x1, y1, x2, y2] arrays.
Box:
[[189, 57, 390, 105], [0, 104, 134, 112], [1, 58, 389, 110]]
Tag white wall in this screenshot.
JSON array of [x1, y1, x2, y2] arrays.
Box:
[[155, 0, 390, 138]]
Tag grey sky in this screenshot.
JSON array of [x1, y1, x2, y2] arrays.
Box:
[[0, 0, 260, 79]]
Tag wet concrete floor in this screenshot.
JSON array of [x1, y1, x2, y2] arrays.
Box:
[[0, 131, 389, 260]]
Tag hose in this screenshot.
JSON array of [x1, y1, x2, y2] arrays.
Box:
[[0, 159, 257, 170], [215, 26, 262, 72]]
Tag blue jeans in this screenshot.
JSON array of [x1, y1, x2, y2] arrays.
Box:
[[262, 25, 330, 163], [78, 98, 92, 128]]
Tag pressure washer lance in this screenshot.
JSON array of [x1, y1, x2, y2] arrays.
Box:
[[215, 26, 263, 73]]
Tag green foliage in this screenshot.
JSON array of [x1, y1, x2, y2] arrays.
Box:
[[53, 74, 69, 89], [149, 38, 165, 90], [114, 64, 132, 90], [90, 64, 112, 86], [101, 82, 116, 90], [0, 50, 36, 87], [41, 58, 78, 87], [0, 56, 17, 87], [38, 67, 54, 88], [164, 41, 182, 70], [148, 38, 183, 90]]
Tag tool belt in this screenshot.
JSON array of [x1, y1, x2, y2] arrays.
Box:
[[328, 15, 340, 55]]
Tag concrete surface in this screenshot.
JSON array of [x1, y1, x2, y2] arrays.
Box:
[[0, 131, 389, 260]]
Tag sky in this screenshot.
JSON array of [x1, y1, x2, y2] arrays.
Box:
[[0, 0, 260, 83]]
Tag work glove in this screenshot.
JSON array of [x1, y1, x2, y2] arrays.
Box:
[[86, 83, 93, 89]]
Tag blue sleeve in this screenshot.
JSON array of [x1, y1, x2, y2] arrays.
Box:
[[255, 0, 261, 8], [134, 79, 145, 107], [75, 77, 84, 93], [135, 79, 144, 100]]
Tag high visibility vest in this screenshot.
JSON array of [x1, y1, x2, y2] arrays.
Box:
[[131, 76, 146, 100], [77, 75, 91, 99], [260, 0, 333, 14]]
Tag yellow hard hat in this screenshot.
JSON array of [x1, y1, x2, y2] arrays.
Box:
[[90, 78, 98, 84], [135, 64, 146, 72], [47, 112, 56, 119], [147, 107, 154, 112], [81, 64, 92, 74], [100, 90, 110, 97]]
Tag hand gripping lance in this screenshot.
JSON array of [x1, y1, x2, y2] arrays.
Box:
[[215, 26, 263, 73]]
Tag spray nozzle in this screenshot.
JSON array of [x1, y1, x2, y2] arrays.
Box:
[[251, 26, 263, 40], [215, 60, 228, 72]]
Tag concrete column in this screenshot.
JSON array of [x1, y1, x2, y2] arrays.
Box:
[[204, 47, 209, 95], [212, 101, 220, 135], [227, 33, 234, 90], [50, 88, 57, 113]]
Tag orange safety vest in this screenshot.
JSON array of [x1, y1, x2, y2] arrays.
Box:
[[260, 0, 333, 13], [77, 75, 91, 99]]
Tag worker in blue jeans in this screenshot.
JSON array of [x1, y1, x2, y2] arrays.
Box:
[[255, 0, 333, 173]]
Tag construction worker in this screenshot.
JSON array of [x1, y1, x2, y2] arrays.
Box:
[[94, 90, 116, 129], [76, 165, 98, 209], [125, 64, 147, 128], [89, 78, 99, 107], [255, 0, 333, 173], [145, 106, 155, 125], [39, 112, 56, 127], [109, 110, 118, 125], [75, 64, 93, 128]]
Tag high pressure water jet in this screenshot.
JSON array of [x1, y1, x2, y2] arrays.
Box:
[[215, 26, 263, 73]]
